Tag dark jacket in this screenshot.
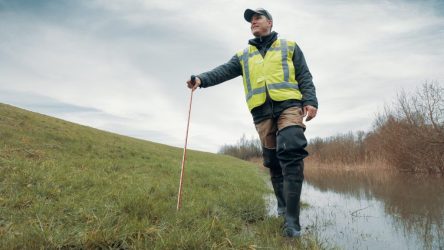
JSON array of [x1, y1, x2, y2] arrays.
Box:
[[197, 31, 318, 124]]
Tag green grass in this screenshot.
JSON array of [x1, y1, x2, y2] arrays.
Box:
[[0, 103, 322, 249]]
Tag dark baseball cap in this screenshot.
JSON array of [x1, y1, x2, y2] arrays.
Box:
[[244, 8, 273, 22]]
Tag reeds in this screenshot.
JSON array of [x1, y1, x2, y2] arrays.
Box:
[[307, 81, 444, 175]]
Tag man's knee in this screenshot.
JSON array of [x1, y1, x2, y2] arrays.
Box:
[[270, 168, 283, 182], [276, 125, 308, 162], [262, 147, 280, 169], [284, 160, 304, 182]]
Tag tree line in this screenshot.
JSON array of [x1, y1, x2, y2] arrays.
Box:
[[219, 82, 444, 175], [218, 134, 262, 160]]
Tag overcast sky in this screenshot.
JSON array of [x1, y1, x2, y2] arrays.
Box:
[[1, 0, 443, 152]]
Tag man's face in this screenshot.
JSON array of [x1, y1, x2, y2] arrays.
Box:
[[250, 14, 272, 37]]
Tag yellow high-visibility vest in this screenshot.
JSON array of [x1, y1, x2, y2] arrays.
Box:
[[237, 39, 302, 111]]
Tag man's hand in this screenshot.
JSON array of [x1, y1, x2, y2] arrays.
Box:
[[303, 105, 317, 121], [186, 76, 201, 91]]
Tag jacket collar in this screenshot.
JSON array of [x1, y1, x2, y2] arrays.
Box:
[[248, 31, 278, 49]]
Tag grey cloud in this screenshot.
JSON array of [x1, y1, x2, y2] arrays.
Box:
[[1, 0, 443, 153], [0, 0, 235, 111], [0, 89, 100, 114]]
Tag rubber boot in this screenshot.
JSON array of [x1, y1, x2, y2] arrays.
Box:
[[270, 169, 286, 217], [263, 148, 287, 217], [282, 160, 304, 237], [276, 126, 307, 237]]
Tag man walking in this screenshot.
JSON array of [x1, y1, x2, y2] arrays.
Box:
[[186, 8, 318, 237]]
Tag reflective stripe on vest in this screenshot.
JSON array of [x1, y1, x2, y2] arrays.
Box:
[[238, 39, 302, 111]]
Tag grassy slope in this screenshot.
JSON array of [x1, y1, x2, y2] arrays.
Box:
[[0, 103, 320, 249]]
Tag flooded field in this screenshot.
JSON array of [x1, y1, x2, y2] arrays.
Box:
[[267, 168, 444, 249]]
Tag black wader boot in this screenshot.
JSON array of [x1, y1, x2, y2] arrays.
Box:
[[276, 126, 308, 237], [282, 160, 304, 236], [270, 168, 286, 216], [263, 148, 286, 217]]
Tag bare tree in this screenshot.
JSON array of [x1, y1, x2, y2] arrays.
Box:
[[305, 81, 444, 175]]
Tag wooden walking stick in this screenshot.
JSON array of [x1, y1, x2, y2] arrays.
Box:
[[177, 75, 196, 211]]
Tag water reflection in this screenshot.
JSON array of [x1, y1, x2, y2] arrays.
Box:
[[302, 168, 444, 249]]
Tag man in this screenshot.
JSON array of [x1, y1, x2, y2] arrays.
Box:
[[186, 8, 318, 237]]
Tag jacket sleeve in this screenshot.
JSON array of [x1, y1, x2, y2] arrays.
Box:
[[197, 55, 242, 88], [293, 44, 318, 108]]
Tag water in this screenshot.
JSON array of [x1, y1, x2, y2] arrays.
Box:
[[266, 169, 444, 250]]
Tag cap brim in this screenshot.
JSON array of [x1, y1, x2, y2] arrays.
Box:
[[244, 9, 258, 22]]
